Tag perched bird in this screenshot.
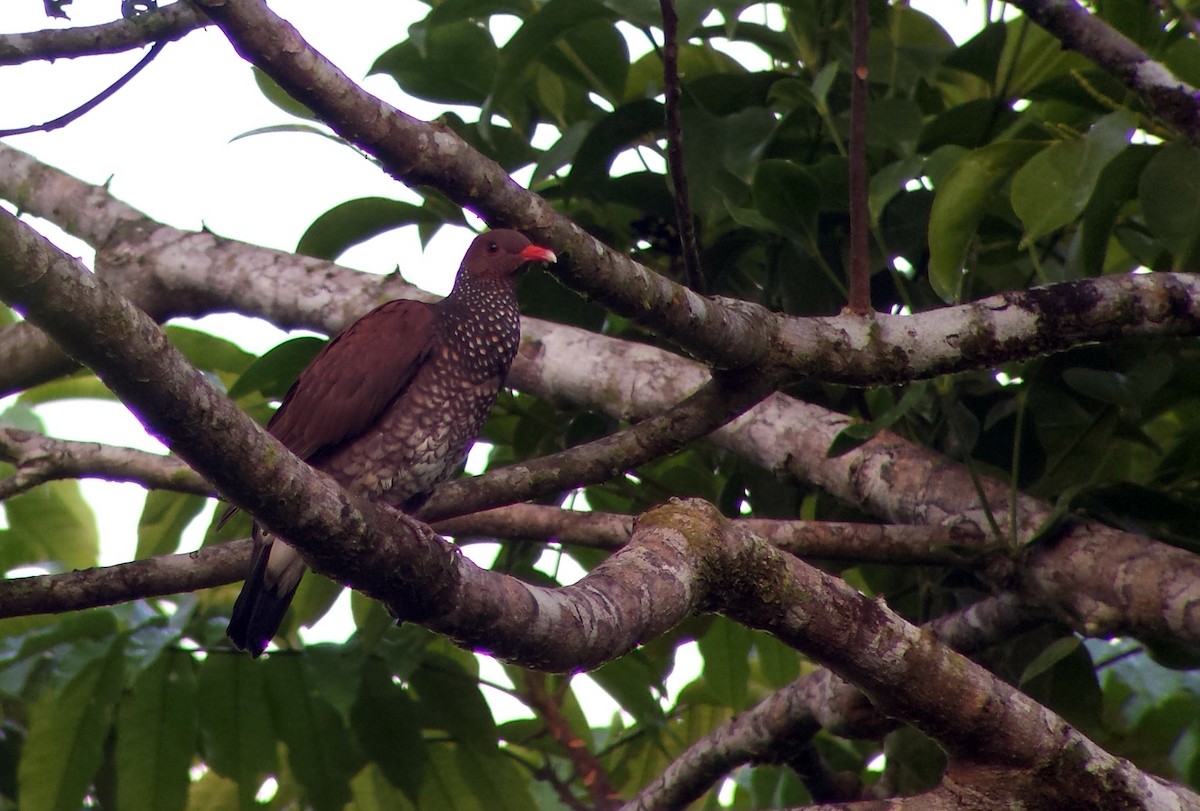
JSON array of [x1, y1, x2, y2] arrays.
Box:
[[227, 229, 557, 656]]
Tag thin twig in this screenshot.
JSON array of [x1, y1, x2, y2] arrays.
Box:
[[846, 0, 872, 313], [658, 0, 703, 291], [0, 39, 167, 137]]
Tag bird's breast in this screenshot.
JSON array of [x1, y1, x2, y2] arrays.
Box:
[[315, 328, 518, 509]]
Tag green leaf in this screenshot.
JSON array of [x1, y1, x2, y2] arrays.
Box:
[[18, 373, 116, 406], [164, 326, 256, 378], [827, 383, 928, 458], [372, 21, 498, 107], [590, 652, 666, 725], [116, 651, 199, 811], [352, 658, 427, 803], [1062, 367, 1140, 411], [752, 159, 821, 240], [409, 655, 535, 811], [752, 631, 801, 690], [564, 98, 663, 196], [252, 66, 316, 120], [227, 336, 326, 402], [1011, 112, 1133, 243], [17, 641, 125, 811], [196, 654, 277, 805], [137, 491, 208, 559], [0, 478, 98, 571], [487, 0, 616, 111], [348, 763, 417, 811], [697, 617, 752, 709], [927, 140, 1042, 302], [1139, 142, 1200, 263], [297, 197, 440, 261], [264, 655, 359, 811], [1078, 144, 1155, 276]]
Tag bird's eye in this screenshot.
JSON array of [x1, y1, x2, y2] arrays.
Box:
[[486, 241, 499, 253]]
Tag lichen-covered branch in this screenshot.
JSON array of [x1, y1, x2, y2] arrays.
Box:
[[624, 592, 1041, 811], [0, 540, 250, 616], [3, 145, 1200, 653], [187, 0, 773, 372], [1008, 0, 1200, 142], [0, 3, 207, 67], [0, 427, 209, 499]]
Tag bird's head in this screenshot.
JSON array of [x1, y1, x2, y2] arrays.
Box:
[[460, 229, 557, 282]]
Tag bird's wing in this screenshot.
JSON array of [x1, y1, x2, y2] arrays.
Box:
[[267, 299, 437, 460]]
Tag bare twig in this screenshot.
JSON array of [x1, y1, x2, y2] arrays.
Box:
[[421, 369, 774, 521], [437, 503, 989, 564], [846, 0, 872, 313], [0, 540, 251, 617], [0, 40, 167, 137], [0, 3, 205, 66], [0, 427, 209, 499], [657, 0, 703, 291]]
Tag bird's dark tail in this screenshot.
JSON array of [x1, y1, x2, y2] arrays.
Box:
[[227, 533, 306, 657]]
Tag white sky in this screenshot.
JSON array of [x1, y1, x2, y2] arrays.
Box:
[[1, 0, 985, 722]]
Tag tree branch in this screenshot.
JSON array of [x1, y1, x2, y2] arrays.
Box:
[[420, 369, 774, 521], [187, 0, 773, 372], [437, 503, 988, 564], [657, 0, 702, 291], [0, 215, 1191, 805], [624, 591, 1041, 811], [0, 426, 209, 499], [1008, 0, 1200, 142], [0, 3, 206, 67], [4, 146, 1200, 654], [0, 540, 250, 616]]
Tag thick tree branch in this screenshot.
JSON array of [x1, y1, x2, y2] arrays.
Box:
[[0, 3, 207, 66], [438, 503, 988, 564], [1008, 0, 1200, 142], [625, 501, 1195, 810], [4, 147, 1200, 654], [625, 592, 1041, 811], [0, 215, 1191, 806], [4, 143, 1200, 392], [187, 0, 772, 372]]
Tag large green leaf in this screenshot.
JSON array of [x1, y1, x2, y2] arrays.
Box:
[[409, 655, 535, 811], [264, 655, 359, 811], [352, 658, 428, 803], [116, 650, 199, 811], [1011, 111, 1133, 243], [487, 0, 616, 112], [753, 159, 821, 240], [17, 641, 125, 811], [227, 336, 326, 402], [196, 654, 277, 807], [0, 478, 98, 571], [927, 140, 1042, 302], [297, 197, 441, 261], [371, 21, 498, 107], [1139, 142, 1200, 264], [696, 616, 752, 710], [137, 490, 209, 559]]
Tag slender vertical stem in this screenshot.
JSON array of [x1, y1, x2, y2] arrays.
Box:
[[659, 0, 704, 291], [847, 0, 873, 313]]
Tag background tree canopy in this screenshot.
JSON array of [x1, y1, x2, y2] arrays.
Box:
[[4, 0, 1200, 808]]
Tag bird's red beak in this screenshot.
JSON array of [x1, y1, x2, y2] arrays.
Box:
[[520, 244, 558, 264]]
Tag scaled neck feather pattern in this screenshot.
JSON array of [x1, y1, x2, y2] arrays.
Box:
[[437, 270, 522, 382]]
